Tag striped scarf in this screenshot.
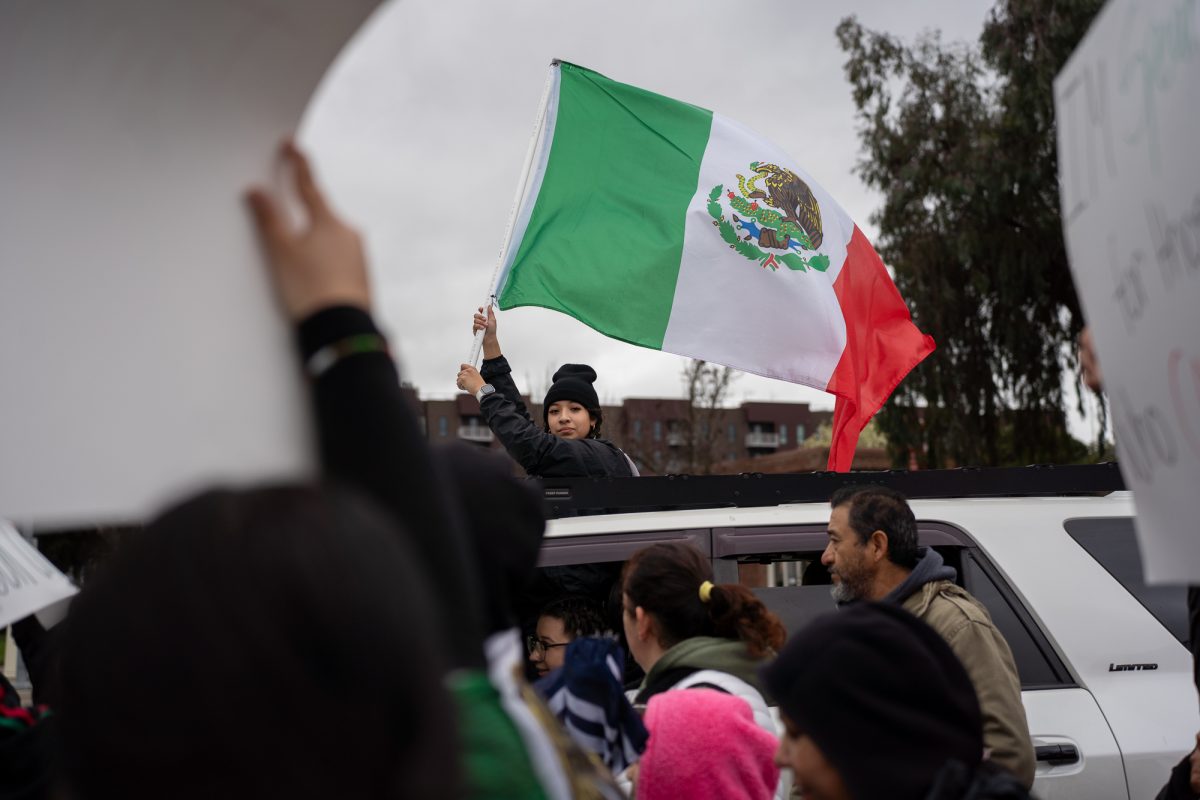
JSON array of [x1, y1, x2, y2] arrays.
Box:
[[537, 637, 648, 775]]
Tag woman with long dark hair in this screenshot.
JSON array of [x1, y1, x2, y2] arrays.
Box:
[[621, 541, 790, 798], [621, 542, 784, 727]]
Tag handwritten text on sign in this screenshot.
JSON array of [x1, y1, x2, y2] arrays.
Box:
[[1055, 0, 1200, 583]]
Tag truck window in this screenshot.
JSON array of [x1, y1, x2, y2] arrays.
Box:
[[730, 546, 964, 640], [734, 555, 838, 639], [1065, 517, 1190, 646], [718, 522, 1073, 689], [959, 552, 1072, 688]]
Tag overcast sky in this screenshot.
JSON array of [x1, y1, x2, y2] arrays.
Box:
[[301, 1, 997, 412]]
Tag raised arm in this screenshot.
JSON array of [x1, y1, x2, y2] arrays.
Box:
[[458, 309, 556, 472], [247, 141, 483, 669], [461, 306, 533, 422]]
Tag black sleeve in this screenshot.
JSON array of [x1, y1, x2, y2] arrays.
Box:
[[479, 355, 533, 424], [477, 354, 578, 474], [298, 305, 484, 670], [477, 354, 633, 477], [479, 392, 562, 474]]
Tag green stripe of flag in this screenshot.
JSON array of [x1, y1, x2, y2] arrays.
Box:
[[497, 62, 714, 349]]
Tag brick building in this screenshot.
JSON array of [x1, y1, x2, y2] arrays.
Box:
[[420, 394, 500, 448], [412, 388, 833, 475]]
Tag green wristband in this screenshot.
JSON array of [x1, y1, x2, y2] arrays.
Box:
[[305, 333, 389, 378]]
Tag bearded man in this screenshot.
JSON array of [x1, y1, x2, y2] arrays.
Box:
[[821, 485, 1035, 788]]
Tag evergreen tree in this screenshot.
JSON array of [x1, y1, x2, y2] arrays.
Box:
[[837, 0, 1105, 467]]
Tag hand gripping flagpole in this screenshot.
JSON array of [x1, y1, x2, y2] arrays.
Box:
[[467, 60, 559, 368]]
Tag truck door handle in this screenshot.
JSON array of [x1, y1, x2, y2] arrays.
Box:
[[1035, 744, 1080, 765]]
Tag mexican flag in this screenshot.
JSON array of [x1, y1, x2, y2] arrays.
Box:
[[493, 61, 935, 471]]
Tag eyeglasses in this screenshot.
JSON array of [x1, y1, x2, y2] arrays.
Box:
[[526, 635, 569, 659]]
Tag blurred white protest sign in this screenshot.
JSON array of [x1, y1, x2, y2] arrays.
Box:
[[0, 0, 381, 526], [1055, 0, 1200, 583], [0, 521, 77, 629]]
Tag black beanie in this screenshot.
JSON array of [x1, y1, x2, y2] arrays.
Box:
[[760, 602, 983, 800], [542, 364, 600, 421]]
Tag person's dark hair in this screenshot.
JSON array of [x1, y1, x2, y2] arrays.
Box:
[[829, 485, 920, 569], [538, 594, 609, 639], [622, 542, 784, 658], [587, 407, 604, 438], [55, 485, 455, 800]]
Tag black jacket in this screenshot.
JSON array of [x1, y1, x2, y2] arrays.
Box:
[[479, 355, 632, 478], [924, 760, 1032, 800]]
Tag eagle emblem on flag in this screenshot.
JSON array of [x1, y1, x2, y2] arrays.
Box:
[[706, 162, 830, 273]]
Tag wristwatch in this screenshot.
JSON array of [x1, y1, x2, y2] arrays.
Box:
[[475, 384, 497, 403]]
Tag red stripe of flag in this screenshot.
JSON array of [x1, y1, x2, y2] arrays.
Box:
[[824, 225, 935, 472]]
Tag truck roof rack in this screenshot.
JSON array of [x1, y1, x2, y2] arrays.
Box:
[[540, 463, 1126, 518]]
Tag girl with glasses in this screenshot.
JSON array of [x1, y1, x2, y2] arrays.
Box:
[[528, 595, 608, 678]]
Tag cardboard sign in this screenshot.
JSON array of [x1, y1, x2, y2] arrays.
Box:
[[0, 0, 380, 527], [1055, 0, 1200, 583], [0, 521, 77, 629]]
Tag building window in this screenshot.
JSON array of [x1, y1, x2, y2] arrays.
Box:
[[796, 424, 805, 443], [438, 417, 448, 437], [653, 421, 662, 441], [633, 420, 642, 439], [779, 425, 788, 445], [727, 423, 736, 443]]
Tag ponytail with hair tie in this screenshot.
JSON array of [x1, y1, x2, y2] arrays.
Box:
[[704, 580, 785, 658], [623, 543, 786, 658]]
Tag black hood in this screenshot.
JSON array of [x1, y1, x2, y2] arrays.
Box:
[[883, 546, 958, 605]]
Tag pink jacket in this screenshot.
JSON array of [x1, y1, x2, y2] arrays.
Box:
[[636, 688, 780, 800]]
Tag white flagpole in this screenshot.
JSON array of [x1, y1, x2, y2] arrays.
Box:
[[467, 60, 559, 368]]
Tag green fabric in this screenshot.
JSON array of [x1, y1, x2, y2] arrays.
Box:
[[447, 670, 549, 800], [498, 61, 713, 350], [640, 635, 772, 697]]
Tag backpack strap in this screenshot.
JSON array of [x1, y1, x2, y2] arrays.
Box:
[[633, 666, 703, 705]]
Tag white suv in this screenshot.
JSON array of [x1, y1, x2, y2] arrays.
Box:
[[534, 466, 1197, 800]]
